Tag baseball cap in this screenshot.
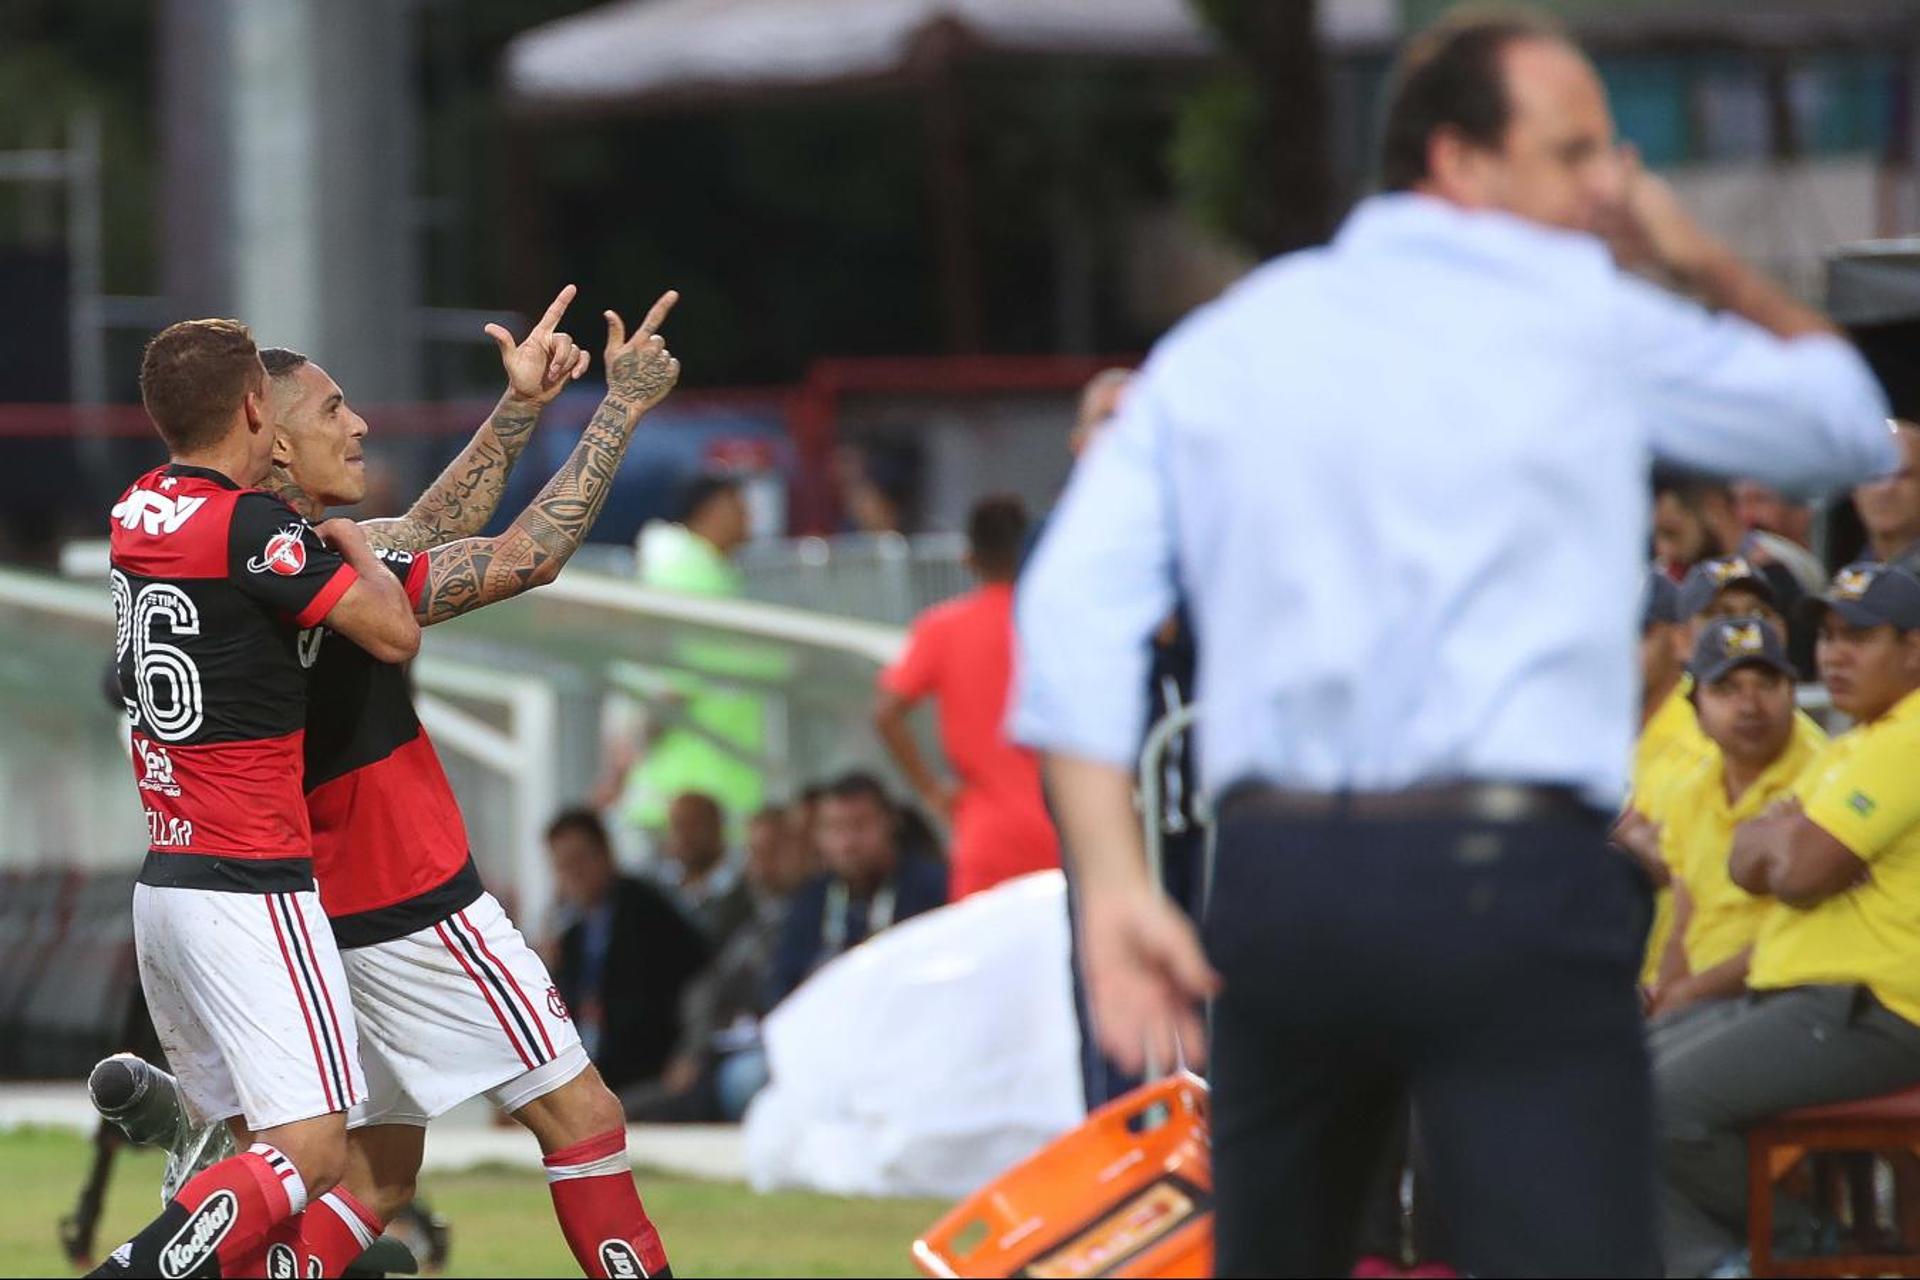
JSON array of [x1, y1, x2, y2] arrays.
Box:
[[1803, 561, 1920, 632], [1641, 570, 1680, 631], [1676, 555, 1776, 621], [1689, 616, 1796, 686]]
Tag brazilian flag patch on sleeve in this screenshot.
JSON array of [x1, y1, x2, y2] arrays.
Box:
[[1849, 790, 1877, 818]]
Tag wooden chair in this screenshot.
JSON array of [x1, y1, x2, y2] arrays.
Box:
[[1747, 1085, 1920, 1277]]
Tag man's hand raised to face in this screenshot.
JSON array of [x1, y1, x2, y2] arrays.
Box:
[[486, 283, 591, 409]]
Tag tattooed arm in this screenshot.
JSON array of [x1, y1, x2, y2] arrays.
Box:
[[359, 393, 543, 553], [415, 291, 682, 625], [361, 285, 591, 554]]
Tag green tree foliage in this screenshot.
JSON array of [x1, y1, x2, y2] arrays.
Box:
[[1172, 0, 1331, 257]]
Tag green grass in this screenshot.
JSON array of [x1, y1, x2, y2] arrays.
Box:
[[0, 1126, 951, 1277]]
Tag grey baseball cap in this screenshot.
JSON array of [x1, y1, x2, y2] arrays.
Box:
[[1689, 616, 1796, 686], [1677, 555, 1776, 621], [1642, 570, 1681, 631], [1803, 561, 1920, 632]]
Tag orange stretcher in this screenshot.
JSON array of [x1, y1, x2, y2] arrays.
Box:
[[911, 1072, 1213, 1278]]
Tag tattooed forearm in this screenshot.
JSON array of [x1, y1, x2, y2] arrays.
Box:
[[415, 395, 647, 625], [362, 393, 543, 553], [413, 306, 681, 622]]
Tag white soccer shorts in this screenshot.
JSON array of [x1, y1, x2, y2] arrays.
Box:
[[133, 883, 364, 1132], [342, 892, 587, 1128]]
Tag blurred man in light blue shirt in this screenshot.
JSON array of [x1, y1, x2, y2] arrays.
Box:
[[1014, 8, 1893, 1276]]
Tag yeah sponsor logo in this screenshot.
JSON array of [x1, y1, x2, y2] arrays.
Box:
[[112, 489, 207, 536], [248, 525, 310, 577], [160, 1189, 238, 1277], [598, 1239, 648, 1277], [137, 739, 181, 797]]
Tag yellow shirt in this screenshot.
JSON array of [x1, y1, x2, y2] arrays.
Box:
[[1658, 715, 1826, 973], [1634, 679, 1714, 984], [1635, 679, 1713, 824], [1750, 688, 1920, 1026]]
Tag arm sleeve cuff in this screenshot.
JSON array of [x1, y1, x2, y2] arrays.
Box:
[[295, 563, 359, 628], [404, 552, 431, 609]]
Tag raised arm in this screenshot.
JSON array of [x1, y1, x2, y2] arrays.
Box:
[[361, 284, 591, 553], [414, 290, 682, 625], [1607, 157, 1896, 498]]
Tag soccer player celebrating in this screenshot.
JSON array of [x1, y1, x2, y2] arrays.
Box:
[[255, 289, 682, 1278], [93, 320, 422, 1276]]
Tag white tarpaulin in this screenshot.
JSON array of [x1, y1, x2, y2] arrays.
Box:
[[743, 869, 1085, 1199], [505, 0, 1400, 112]]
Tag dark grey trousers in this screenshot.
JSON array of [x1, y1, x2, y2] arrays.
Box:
[[1653, 985, 1920, 1277]]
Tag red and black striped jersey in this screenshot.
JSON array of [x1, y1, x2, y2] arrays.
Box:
[[109, 463, 358, 893], [302, 547, 481, 948]]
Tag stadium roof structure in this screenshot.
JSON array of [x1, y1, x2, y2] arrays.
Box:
[[503, 0, 1920, 115], [502, 0, 1395, 115]]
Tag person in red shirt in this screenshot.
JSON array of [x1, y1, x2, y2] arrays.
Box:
[[874, 495, 1060, 899]]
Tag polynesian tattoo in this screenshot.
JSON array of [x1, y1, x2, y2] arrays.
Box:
[[358, 393, 543, 554], [414, 334, 679, 625]]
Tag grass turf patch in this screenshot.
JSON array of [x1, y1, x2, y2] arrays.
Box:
[[0, 1125, 949, 1277]]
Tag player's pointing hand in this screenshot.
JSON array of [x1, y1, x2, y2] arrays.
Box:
[[486, 283, 590, 409], [604, 289, 681, 412]]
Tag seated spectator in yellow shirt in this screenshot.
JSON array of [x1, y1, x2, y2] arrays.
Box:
[[1619, 570, 1706, 986], [1645, 618, 1823, 1021], [1654, 562, 1920, 1276]]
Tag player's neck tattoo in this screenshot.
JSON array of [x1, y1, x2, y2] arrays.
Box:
[[262, 467, 323, 521]]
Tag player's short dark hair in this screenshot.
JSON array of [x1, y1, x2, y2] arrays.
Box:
[[967, 494, 1029, 578], [260, 347, 309, 381], [139, 318, 266, 455], [670, 790, 724, 823], [545, 805, 612, 856], [678, 472, 742, 523], [1652, 465, 1735, 512], [820, 770, 891, 811], [1378, 6, 1569, 193]]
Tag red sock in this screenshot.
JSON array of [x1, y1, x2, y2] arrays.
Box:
[[297, 1188, 385, 1277], [543, 1130, 671, 1277], [98, 1142, 304, 1277]]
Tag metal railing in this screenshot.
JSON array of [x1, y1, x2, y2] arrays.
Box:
[[734, 532, 973, 626]]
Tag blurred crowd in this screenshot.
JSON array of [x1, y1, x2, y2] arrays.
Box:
[[541, 770, 954, 1124], [548, 417, 1089, 1124], [537, 369, 1920, 1272]]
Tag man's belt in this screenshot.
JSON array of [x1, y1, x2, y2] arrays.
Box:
[[1217, 780, 1602, 827]]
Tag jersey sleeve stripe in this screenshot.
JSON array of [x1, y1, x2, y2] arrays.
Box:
[[294, 563, 359, 629], [404, 552, 431, 609]]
